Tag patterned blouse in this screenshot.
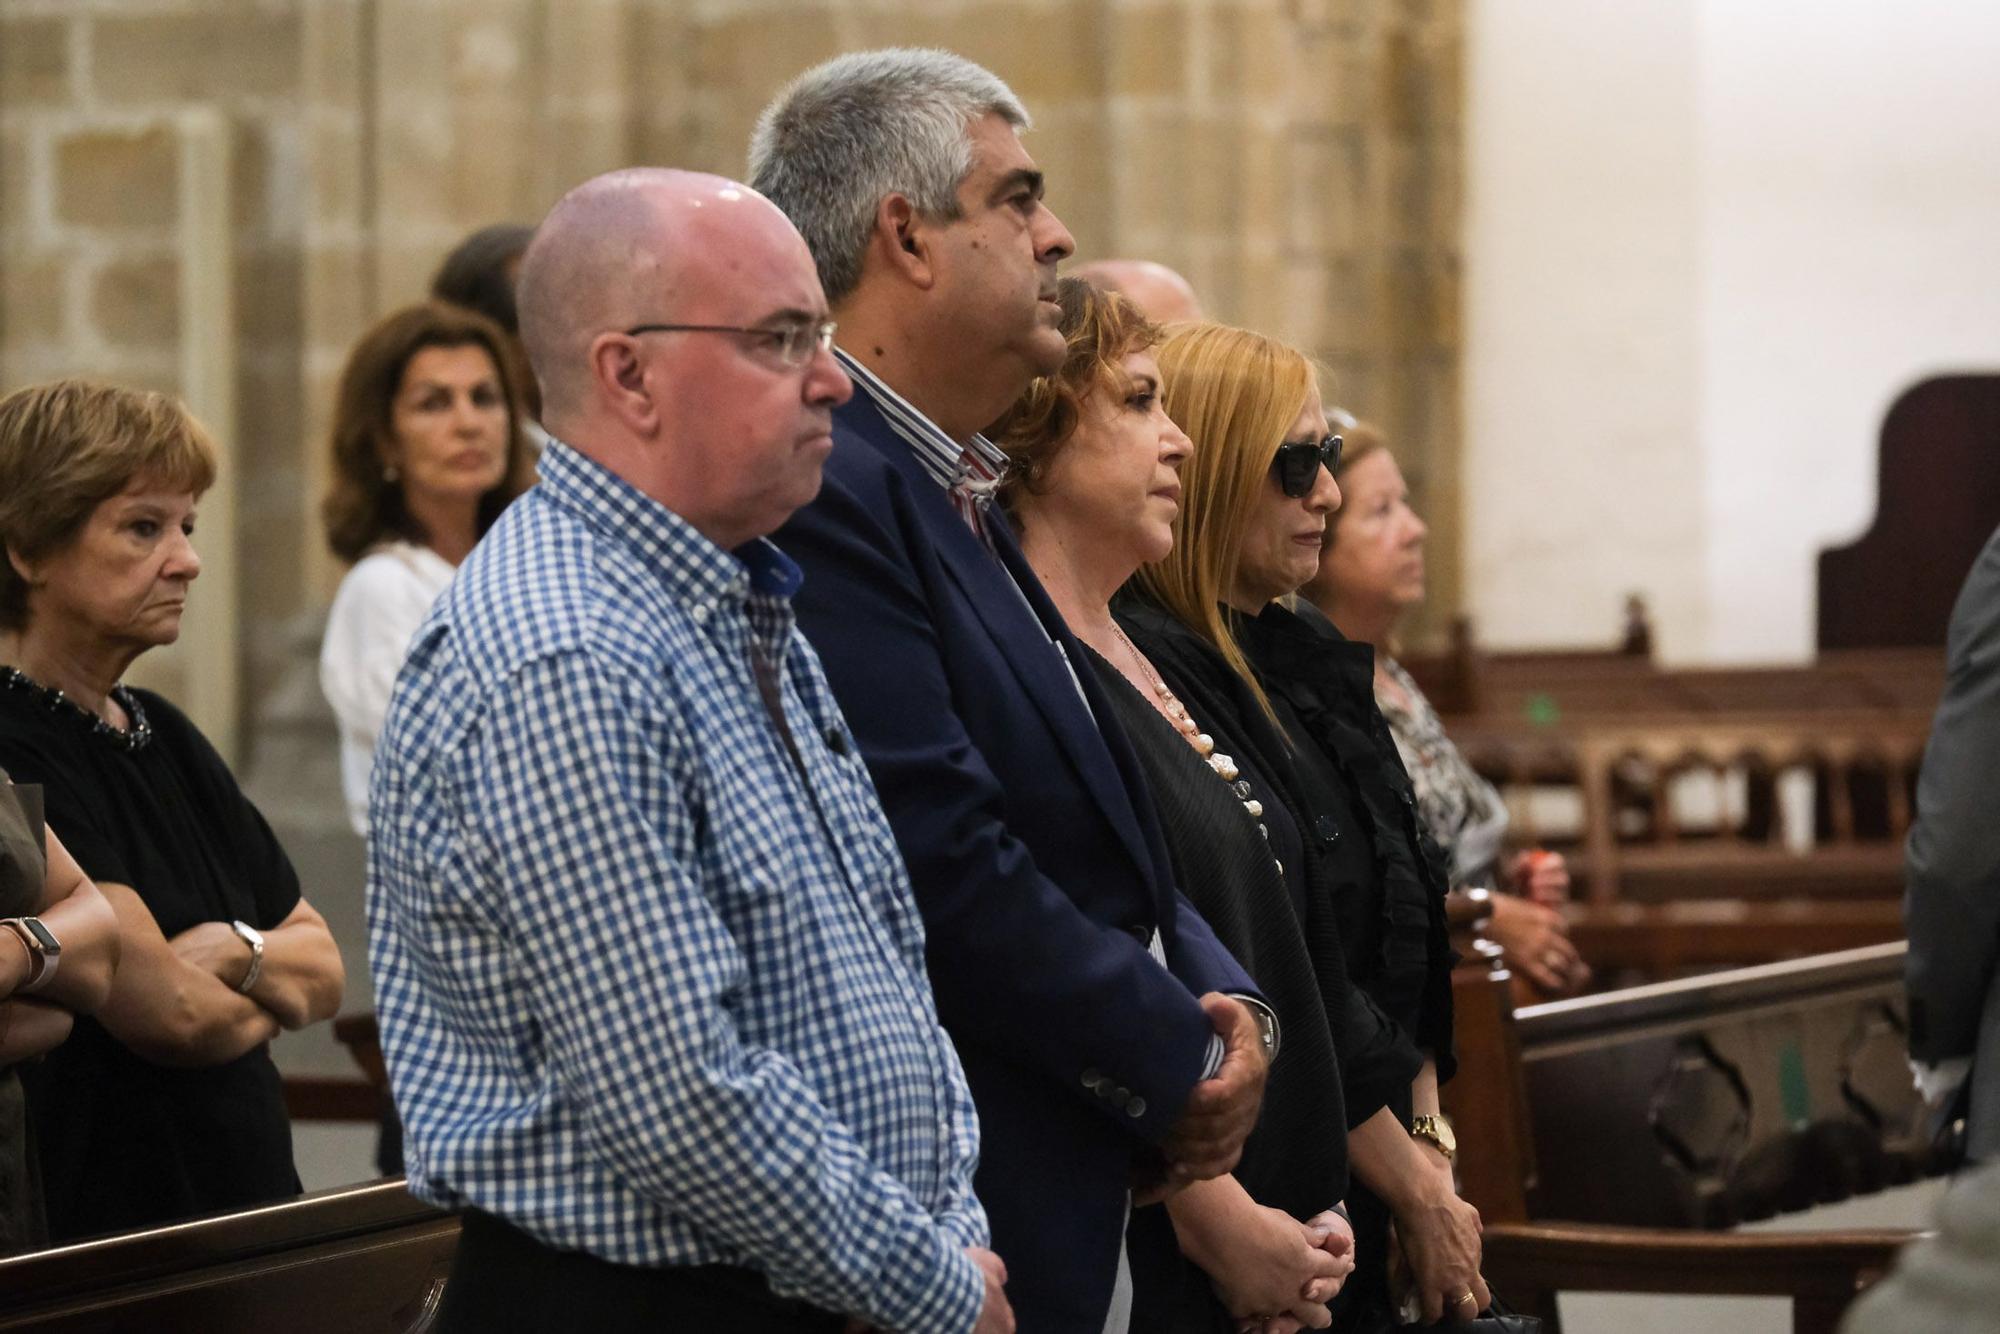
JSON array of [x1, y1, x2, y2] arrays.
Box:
[[1374, 656, 1511, 890]]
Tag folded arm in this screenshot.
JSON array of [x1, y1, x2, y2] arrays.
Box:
[[0, 997, 74, 1064], [1, 824, 121, 1013], [171, 898, 344, 1030], [92, 882, 280, 1067]]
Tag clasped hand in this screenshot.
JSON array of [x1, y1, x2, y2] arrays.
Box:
[[1159, 993, 1269, 1189]]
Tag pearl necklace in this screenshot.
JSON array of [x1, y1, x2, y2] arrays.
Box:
[[1111, 624, 1279, 871]]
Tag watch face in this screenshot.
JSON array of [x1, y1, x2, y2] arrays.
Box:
[[21, 918, 57, 953]]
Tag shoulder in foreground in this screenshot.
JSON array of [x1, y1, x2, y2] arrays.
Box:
[[414, 494, 697, 697]]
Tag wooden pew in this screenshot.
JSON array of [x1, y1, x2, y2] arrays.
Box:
[[1402, 611, 1941, 727], [1560, 899, 1905, 980], [0, 1180, 457, 1332], [1449, 712, 1928, 903], [1443, 947, 1933, 1333]]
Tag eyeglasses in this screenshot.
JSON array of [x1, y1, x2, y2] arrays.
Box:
[[1271, 433, 1343, 498], [622, 319, 837, 368]]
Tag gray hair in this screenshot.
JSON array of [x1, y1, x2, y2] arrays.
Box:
[[749, 48, 1029, 304]]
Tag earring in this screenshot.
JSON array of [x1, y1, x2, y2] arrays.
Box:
[[383, 463, 400, 483]]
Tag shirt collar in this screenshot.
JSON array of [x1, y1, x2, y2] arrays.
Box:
[[834, 348, 1009, 490], [536, 437, 800, 609]]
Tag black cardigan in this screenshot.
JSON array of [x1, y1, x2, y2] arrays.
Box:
[[1092, 652, 1352, 1334], [1231, 601, 1458, 1081], [1114, 596, 1432, 1111]]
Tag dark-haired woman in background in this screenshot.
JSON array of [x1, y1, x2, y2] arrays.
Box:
[[0, 380, 344, 1242], [429, 222, 543, 438], [993, 279, 1355, 1333], [1119, 324, 1485, 1330], [320, 302, 535, 838]]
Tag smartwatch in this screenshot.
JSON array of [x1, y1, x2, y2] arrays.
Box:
[[230, 920, 266, 994], [0, 916, 60, 993]]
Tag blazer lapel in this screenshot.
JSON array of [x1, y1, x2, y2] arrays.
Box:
[[840, 396, 1168, 900]]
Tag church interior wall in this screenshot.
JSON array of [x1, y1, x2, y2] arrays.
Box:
[[1465, 0, 2000, 664]]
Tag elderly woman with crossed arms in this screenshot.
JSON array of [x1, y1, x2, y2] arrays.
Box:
[[0, 381, 343, 1242]]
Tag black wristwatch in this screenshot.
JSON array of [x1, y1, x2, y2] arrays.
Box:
[[0, 916, 61, 993]]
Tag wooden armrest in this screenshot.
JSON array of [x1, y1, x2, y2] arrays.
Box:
[[332, 1011, 387, 1088], [1482, 1221, 1916, 1334]]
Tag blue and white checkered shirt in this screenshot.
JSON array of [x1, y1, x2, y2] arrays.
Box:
[[365, 440, 989, 1333]]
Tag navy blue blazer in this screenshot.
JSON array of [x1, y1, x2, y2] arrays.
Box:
[[775, 386, 1256, 1331]]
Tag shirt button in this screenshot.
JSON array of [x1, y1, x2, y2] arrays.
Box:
[[1081, 1068, 1103, 1090], [1127, 1097, 1147, 1119], [690, 604, 710, 623]]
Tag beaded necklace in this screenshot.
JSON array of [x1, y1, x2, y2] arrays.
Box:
[[0, 666, 153, 753], [1109, 623, 1279, 871]]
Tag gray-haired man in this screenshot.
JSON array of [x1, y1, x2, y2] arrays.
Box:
[[752, 49, 1271, 1334]]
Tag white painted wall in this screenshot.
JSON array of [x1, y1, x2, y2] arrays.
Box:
[[1464, 0, 2000, 663]]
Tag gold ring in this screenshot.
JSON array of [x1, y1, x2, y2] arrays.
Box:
[[1456, 1290, 1479, 1308]]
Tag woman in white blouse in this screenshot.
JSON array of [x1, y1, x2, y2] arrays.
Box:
[[320, 303, 535, 835]]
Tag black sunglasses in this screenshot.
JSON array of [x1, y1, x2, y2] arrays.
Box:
[[1271, 434, 1343, 499]]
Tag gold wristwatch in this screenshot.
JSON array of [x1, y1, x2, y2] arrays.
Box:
[[1410, 1113, 1456, 1162]]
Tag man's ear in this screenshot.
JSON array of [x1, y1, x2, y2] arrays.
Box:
[[872, 194, 937, 290], [587, 332, 661, 437]]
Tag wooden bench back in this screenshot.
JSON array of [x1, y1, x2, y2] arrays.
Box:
[[1449, 711, 1929, 902], [0, 1180, 457, 1332], [1443, 943, 1933, 1230]]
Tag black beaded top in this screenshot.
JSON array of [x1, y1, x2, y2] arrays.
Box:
[[0, 666, 152, 753]]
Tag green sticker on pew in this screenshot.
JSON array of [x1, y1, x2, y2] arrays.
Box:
[[1778, 1039, 1811, 1128], [1524, 693, 1561, 727]]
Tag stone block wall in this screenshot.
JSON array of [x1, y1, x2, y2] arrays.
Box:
[[2, 0, 1464, 775], [1, 0, 306, 727]]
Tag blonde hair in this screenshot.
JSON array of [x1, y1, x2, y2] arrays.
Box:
[[0, 380, 218, 632], [1137, 322, 1317, 725]]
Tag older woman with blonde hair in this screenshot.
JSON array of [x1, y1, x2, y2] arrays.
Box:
[[1115, 324, 1487, 1330], [0, 380, 344, 1242]]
